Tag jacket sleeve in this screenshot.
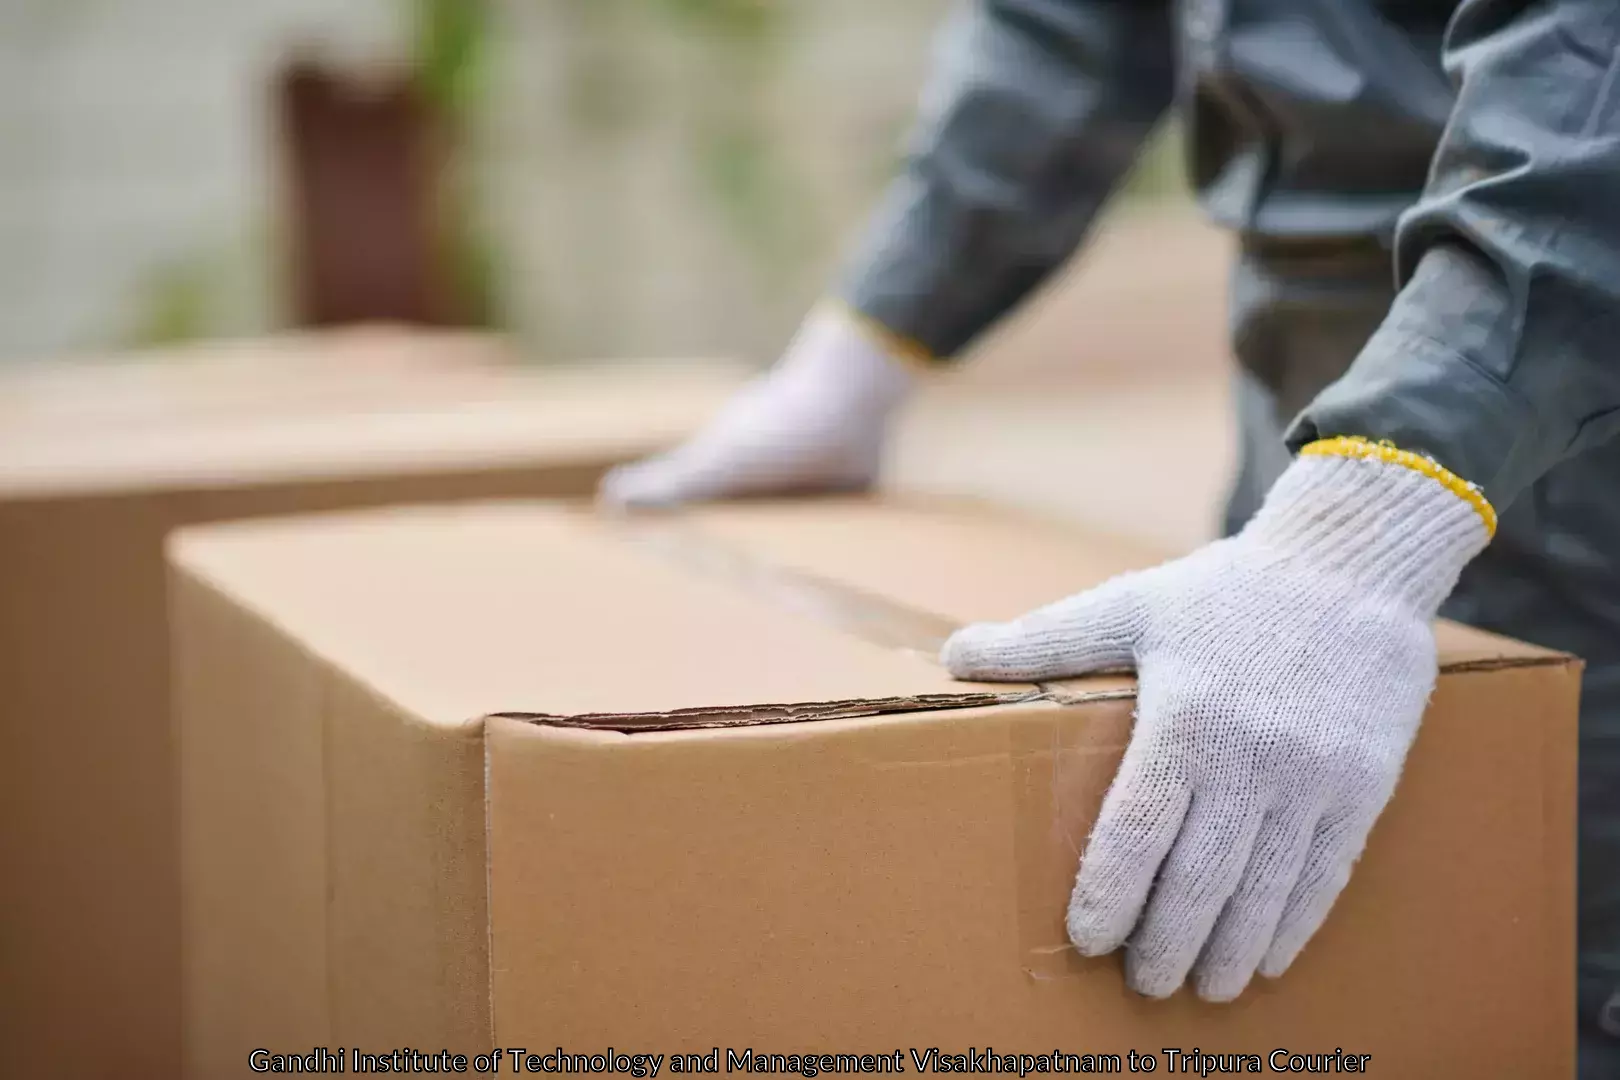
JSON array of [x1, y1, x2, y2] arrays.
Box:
[[835, 0, 1175, 361], [1288, 0, 1620, 508]]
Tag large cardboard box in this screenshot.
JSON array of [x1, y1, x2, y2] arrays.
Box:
[[171, 497, 1579, 1078], [0, 333, 744, 1079]]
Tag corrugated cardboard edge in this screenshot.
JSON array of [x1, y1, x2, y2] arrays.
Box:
[[487, 512, 1579, 733], [490, 691, 1042, 731]]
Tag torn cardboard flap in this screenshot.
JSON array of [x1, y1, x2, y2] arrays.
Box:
[[491, 692, 1038, 732]]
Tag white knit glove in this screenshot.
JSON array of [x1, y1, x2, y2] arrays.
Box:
[[942, 445, 1495, 1002], [597, 305, 918, 509]]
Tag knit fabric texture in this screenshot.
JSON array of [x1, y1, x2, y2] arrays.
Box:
[[942, 452, 1490, 1001], [597, 305, 915, 509]]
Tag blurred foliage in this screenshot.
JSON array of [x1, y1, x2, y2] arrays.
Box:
[[573, 0, 810, 283], [545, 0, 1183, 293], [413, 0, 488, 118], [671, 3, 814, 277], [126, 255, 218, 348], [445, 215, 500, 327], [412, 0, 501, 328], [694, 124, 810, 277], [648, 0, 777, 41], [557, 0, 642, 137], [126, 220, 275, 351]]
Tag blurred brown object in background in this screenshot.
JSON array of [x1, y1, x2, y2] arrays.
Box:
[[278, 59, 455, 327]]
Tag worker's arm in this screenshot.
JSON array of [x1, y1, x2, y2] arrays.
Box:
[[1289, 0, 1620, 507], [838, 0, 1177, 362], [601, 0, 1175, 510], [946, 0, 1620, 1005]]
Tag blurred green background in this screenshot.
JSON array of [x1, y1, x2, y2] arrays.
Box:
[[0, 0, 1187, 366]]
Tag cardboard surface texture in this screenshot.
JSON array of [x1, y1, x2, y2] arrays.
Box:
[[0, 332, 745, 1079], [170, 496, 1579, 1079]]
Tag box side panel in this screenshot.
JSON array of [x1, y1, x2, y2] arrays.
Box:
[[1008, 664, 1578, 1076], [489, 664, 1576, 1076], [176, 552, 494, 1077], [174, 561, 333, 1078], [1538, 660, 1580, 1064], [321, 671, 490, 1054], [486, 707, 1036, 1050], [0, 468, 600, 1076], [0, 498, 181, 1079]]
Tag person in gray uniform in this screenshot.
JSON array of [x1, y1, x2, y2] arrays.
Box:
[[599, 1, 1620, 1071]]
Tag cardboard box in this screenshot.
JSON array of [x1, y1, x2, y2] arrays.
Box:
[[0, 326, 510, 430], [0, 334, 745, 1079], [170, 497, 1578, 1078]]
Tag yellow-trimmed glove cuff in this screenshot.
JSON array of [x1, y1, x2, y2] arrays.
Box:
[[822, 298, 941, 374], [1299, 436, 1498, 540]]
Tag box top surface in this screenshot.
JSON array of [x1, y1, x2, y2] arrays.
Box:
[[0, 328, 745, 498], [170, 497, 1568, 730]]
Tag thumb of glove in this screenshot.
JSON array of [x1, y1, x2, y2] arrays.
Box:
[[941, 573, 1147, 682]]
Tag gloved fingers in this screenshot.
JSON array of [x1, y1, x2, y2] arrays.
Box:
[[1123, 794, 1267, 998], [940, 574, 1145, 682], [597, 458, 685, 511], [1066, 751, 1191, 959], [1257, 804, 1381, 979], [1190, 804, 1322, 1002]]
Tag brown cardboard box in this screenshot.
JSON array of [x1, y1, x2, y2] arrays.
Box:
[[0, 334, 745, 1079], [170, 497, 1578, 1078]]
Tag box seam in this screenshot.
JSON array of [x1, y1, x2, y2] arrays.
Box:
[[485, 652, 1576, 735]]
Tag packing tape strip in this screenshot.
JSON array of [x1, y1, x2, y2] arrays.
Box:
[[490, 511, 1047, 731], [599, 510, 1142, 980], [1009, 698, 1136, 982], [605, 514, 967, 661]]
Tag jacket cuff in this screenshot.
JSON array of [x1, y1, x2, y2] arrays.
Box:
[[1284, 314, 1538, 508]]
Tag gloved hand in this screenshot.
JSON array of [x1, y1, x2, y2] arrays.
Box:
[[598, 304, 919, 509], [942, 441, 1495, 1001]]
